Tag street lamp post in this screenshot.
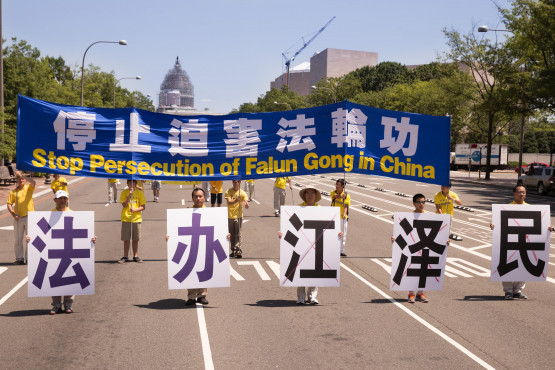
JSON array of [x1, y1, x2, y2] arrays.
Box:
[[80, 40, 127, 106], [478, 26, 525, 175], [273, 101, 291, 110], [113, 76, 142, 108], [311, 85, 336, 103]]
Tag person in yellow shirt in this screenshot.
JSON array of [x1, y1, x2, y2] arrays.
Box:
[[244, 179, 255, 202], [225, 180, 249, 258], [331, 179, 350, 257], [434, 181, 463, 241], [107, 179, 118, 204], [490, 185, 554, 300], [274, 176, 292, 216], [210, 180, 223, 207], [118, 180, 146, 263], [50, 174, 68, 194], [7, 171, 36, 265]]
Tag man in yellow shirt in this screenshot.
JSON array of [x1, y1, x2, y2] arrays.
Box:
[[434, 181, 463, 241], [7, 171, 36, 264], [331, 179, 350, 257], [225, 180, 249, 258], [107, 179, 118, 204], [118, 180, 146, 263], [50, 174, 68, 194], [210, 180, 223, 207], [274, 176, 292, 216]]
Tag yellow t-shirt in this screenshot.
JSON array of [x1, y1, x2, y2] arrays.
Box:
[[246, 179, 254, 183], [275, 177, 290, 189], [51, 177, 68, 193], [225, 188, 247, 219], [108, 179, 118, 183], [120, 189, 146, 223], [299, 202, 319, 206], [509, 201, 528, 205], [7, 184, 35, 217], [210, 181, 223, 194], [434, 190, 459, 216], [51, 207, 72, 211], [331, 190, 350, 219]]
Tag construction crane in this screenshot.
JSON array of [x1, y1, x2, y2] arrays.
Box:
[[282, 16, 336, 87]]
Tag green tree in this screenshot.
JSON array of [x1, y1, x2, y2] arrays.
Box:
[[308, 74, 362, 106], [349, 61, 413, 92], [235, 86, 308, 113]]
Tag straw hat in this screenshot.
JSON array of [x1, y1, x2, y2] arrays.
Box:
[[299, 184, 321, 203]]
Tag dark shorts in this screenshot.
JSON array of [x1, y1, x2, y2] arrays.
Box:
[[211, 193, 222, 205]]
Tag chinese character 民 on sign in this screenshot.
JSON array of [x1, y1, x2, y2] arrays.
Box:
[[279, 206, 340, 287], [167, 208, 230, 289], [491, 204, 551, 282], [390, 212, 450, 291], [28, 211, 95, 297]]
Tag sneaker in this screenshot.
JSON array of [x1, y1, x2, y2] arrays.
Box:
[[340, 253, 347, 257], [117, 256, 129, 264], [408, 294, 416, 303], [275, 211, 279, 217], [133, 256, 143, 263], [229, 252, 236, 258], [310, 297, 319, 305], [235, 249, 242, 259], [296, 297, 305, 305], [504, 293, 514, 300], [185, 299, 196, 305], [49, 306, 62, 315], [450, 234, 463, 241], [513, 292, 528, 300], [197, 296, 209, 305], [64, 306, 73, 314], [416, 294, 429, 303], [13, 259, 25, 265]]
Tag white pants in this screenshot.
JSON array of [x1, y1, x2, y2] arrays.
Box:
[[297, 287, 318, 300], [52, 295, 74, 309], [244, 182, 255, 200], [339, 218, 348, 253], [108, 182, 118, 202], [13, 217, 28, 261], [274, 187, 286, 213], [202, 182, 210, 198], [502, 281, 526, 294]]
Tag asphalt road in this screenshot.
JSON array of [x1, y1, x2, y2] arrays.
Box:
[[0, 174, 553, 369]]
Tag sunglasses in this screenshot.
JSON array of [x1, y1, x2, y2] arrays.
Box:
[[414, 201, 426, 204]]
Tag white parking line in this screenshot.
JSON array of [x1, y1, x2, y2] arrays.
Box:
[[341, 263, 494, 370], [195, 303, 215, 370], [0, 277, 27, 307]]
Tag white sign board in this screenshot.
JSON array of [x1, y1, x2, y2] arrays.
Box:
[[391, 212, 450, 291], [167, 208, 229, 289], [28, 211, 95, 297], [491, 204, 551, 282], [279, 206, 341, 287]]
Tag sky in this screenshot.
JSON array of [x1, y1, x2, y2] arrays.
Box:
[[4, 0, 511, 114]]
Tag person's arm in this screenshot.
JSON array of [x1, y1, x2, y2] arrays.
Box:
[[26, 175, 36, 187], [122, 189, 133, 208], [7, 203, 18, 221], [287, 178, 292, 189], [435, 204, 443, 213], [242, 193, 249, 209], [448, 193, 462, 206]]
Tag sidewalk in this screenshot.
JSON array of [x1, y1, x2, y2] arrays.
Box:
[[450, 170, 519, 189]]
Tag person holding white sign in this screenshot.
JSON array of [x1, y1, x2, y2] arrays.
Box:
[[225, 180, 249, 258], [490, 185, 553, 300], [7, 171, 36, 265], [278, 185, 343, 305], [26, 190, 97, 314], [118, 180, 146, 263]]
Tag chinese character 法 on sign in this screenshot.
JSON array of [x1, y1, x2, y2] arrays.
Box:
[[223, 118, 262, 158], [53, 111, 97, 151], [331, 108, 367, 148], [275, 114, 316, 153], [380, 116, 419, 156], [168, 118, 209, 157]]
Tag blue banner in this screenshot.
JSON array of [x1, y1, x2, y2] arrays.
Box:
[[16, 95, 450, 185]]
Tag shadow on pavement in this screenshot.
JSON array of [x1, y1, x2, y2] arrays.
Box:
[[0, 309, 49, 317], [459, 295, 506, 301], [135, 298, 188, 310], [245, 299, 300, 307], [367, 298, 397, 304]]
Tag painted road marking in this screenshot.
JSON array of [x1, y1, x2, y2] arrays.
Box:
[[195, 303, 214, 370], [236, 261, 271, 280], [0, 277, 27, 307]]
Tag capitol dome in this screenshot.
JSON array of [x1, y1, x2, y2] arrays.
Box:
[[159, 57, 194, 109]]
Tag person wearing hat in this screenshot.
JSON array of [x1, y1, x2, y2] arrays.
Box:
[[26, 190, 97, 314], [7, 171, 36, 265], [278, 184, 342, 305]]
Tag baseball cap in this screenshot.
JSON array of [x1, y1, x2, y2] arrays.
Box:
[[55, 190, 69, 199]]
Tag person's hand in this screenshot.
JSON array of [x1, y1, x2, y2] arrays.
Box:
[[165, 235, 170, 242], [25, 235, 30, 242], [490, 223, 495, 230], [277, 231, 283, 239], [91, 236, 97, 244], [338, 232, 343, 238], [226, 233, 231, 240], [13, 214, 19, 221]]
